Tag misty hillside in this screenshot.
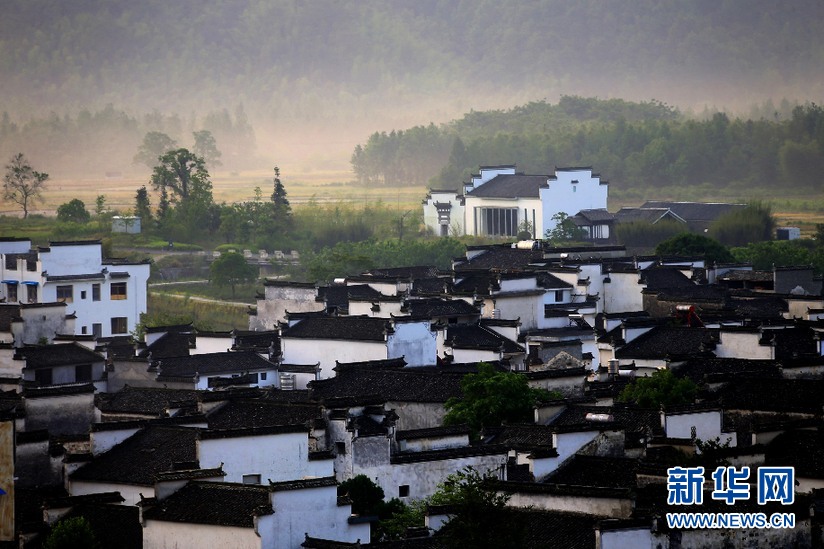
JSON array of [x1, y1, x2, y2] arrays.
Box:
[[3, 0, 824, 121], [2, 0, 824, 175]]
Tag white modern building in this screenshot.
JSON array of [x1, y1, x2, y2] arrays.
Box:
[[0, 239, 150, 338], [422, 165, 609, 238]]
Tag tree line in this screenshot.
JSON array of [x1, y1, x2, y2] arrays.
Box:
[[351, 97, 824, 194]]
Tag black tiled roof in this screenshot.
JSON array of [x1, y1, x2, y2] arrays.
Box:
[[70, 425, 198, 486], [466, 174, 548, 198], [206, 399, 323, 430], [713, 378, 824, 414], [138, 332, 194, 359], [543, 454, 639, 489], [639, 266, 694, 290], [446, 324, 524, 353], [232, 330, 279, 353], [143, 482, 271, 527], [548, 405, 664, 437], [614, 326, 717, 360], [452, 272, 499, 294], [671, 358, 782, 384], [152, 351, 275, 378], [282, 316, 391, 342], [364, 266, 441, 279], [310, 369, 465, 404], [410, 277, 453, 296], [574, 209, 615, 222], [268, 476, 337, 491], [403, 298, 479, 318], [96, 386, 200, 415], [484, 424, 556, 450], [455, 245, 545, 271], [396, 425, 470, 441], [765, 429, 824, 479], [640, 201, 746, 222], [57, 503, 142, 549], [0, 304, 21, 331], [14, 343, 104, 368]]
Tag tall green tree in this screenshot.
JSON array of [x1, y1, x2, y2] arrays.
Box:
[[57, 199, 90, 224], [44, 516, 96, 549], [656, 233, 734, 264], [134, 131, 177, 169], [192, 130, 222, 167], [618, 369, 697, 408], [150, 148, 210, 201], [134, 186, 152, 222], [3, 153, 48, 219], [444, 363, 556, 438], [209, 252, 257, 298], [430, 467, 521, 549]]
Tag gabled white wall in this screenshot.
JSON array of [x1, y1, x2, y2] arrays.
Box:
[[539, 169, 608, 235]]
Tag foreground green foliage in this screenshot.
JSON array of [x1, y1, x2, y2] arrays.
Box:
[[618, 369, 698, 409], [44, 516, 96, 549], [209, 252, 258, 298], [444, 363, 559, 439], [656, 233, 734, 264]]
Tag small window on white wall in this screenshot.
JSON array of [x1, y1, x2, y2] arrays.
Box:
[[242, 474, 261, 485], [398, 485, 410, 498]]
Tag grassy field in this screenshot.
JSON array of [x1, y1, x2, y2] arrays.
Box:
[[146, 292, 252, 332], [6, 169, 428, 216]]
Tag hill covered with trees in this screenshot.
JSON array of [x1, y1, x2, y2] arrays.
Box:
[[2, 1, 824, 173]]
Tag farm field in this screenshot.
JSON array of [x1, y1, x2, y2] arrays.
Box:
[[5, 169, 427, 217]]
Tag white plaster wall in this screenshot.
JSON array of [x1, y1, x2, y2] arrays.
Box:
[[0, 240, 32, 254], [539, 169, 607, 235], [143, 521, 260, 549], [387, 321, 438, 367], [40, 244, 100, 275], [199, 432, 332, 484], [599, 528, 656, 549], [280, 338, 387, 379], [69, 480, 151, 506], [192, 336, 232, 354], [492, 294, 541, 331], [715, 331, 773, 359], [271, 486, 370, 548], [552, 430, 600, 474], [347, 300, 403, 317], [91, 427, 141, 455], [451, 348, 500, 364], [423, 191, 465, 236], [251, 285, 322, 330], [360, 453, 507, 502], [665, 410, 737, 447], [499, 277, 537, 292], [387, 401, 447, 432], [603, 273, 644, 314], [506, 491, 632, 517], [401, 434, 469, 452]]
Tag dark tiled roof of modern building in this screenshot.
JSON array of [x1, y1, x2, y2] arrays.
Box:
[[142, 481, 271, 527], [232, 330, 279, 353], [484, 424, 556, 450], [151, 351, 275, 378], [14, 343, 104, 368], [671, 358, 782, 384], [70, 425, 199, 486], [639, 266, 694, 290], [364, 266, 441, 279], [282, 316, 391, 342], [549, 405, 664, 437], [466, 174, 548, 198]]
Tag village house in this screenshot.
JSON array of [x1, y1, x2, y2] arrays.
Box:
[[0, 239, 150, 338], [423, 165, 609, 237]]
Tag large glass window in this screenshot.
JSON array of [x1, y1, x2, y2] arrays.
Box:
[[475, 207, 519, 236], [56, 285, 73, 303]]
